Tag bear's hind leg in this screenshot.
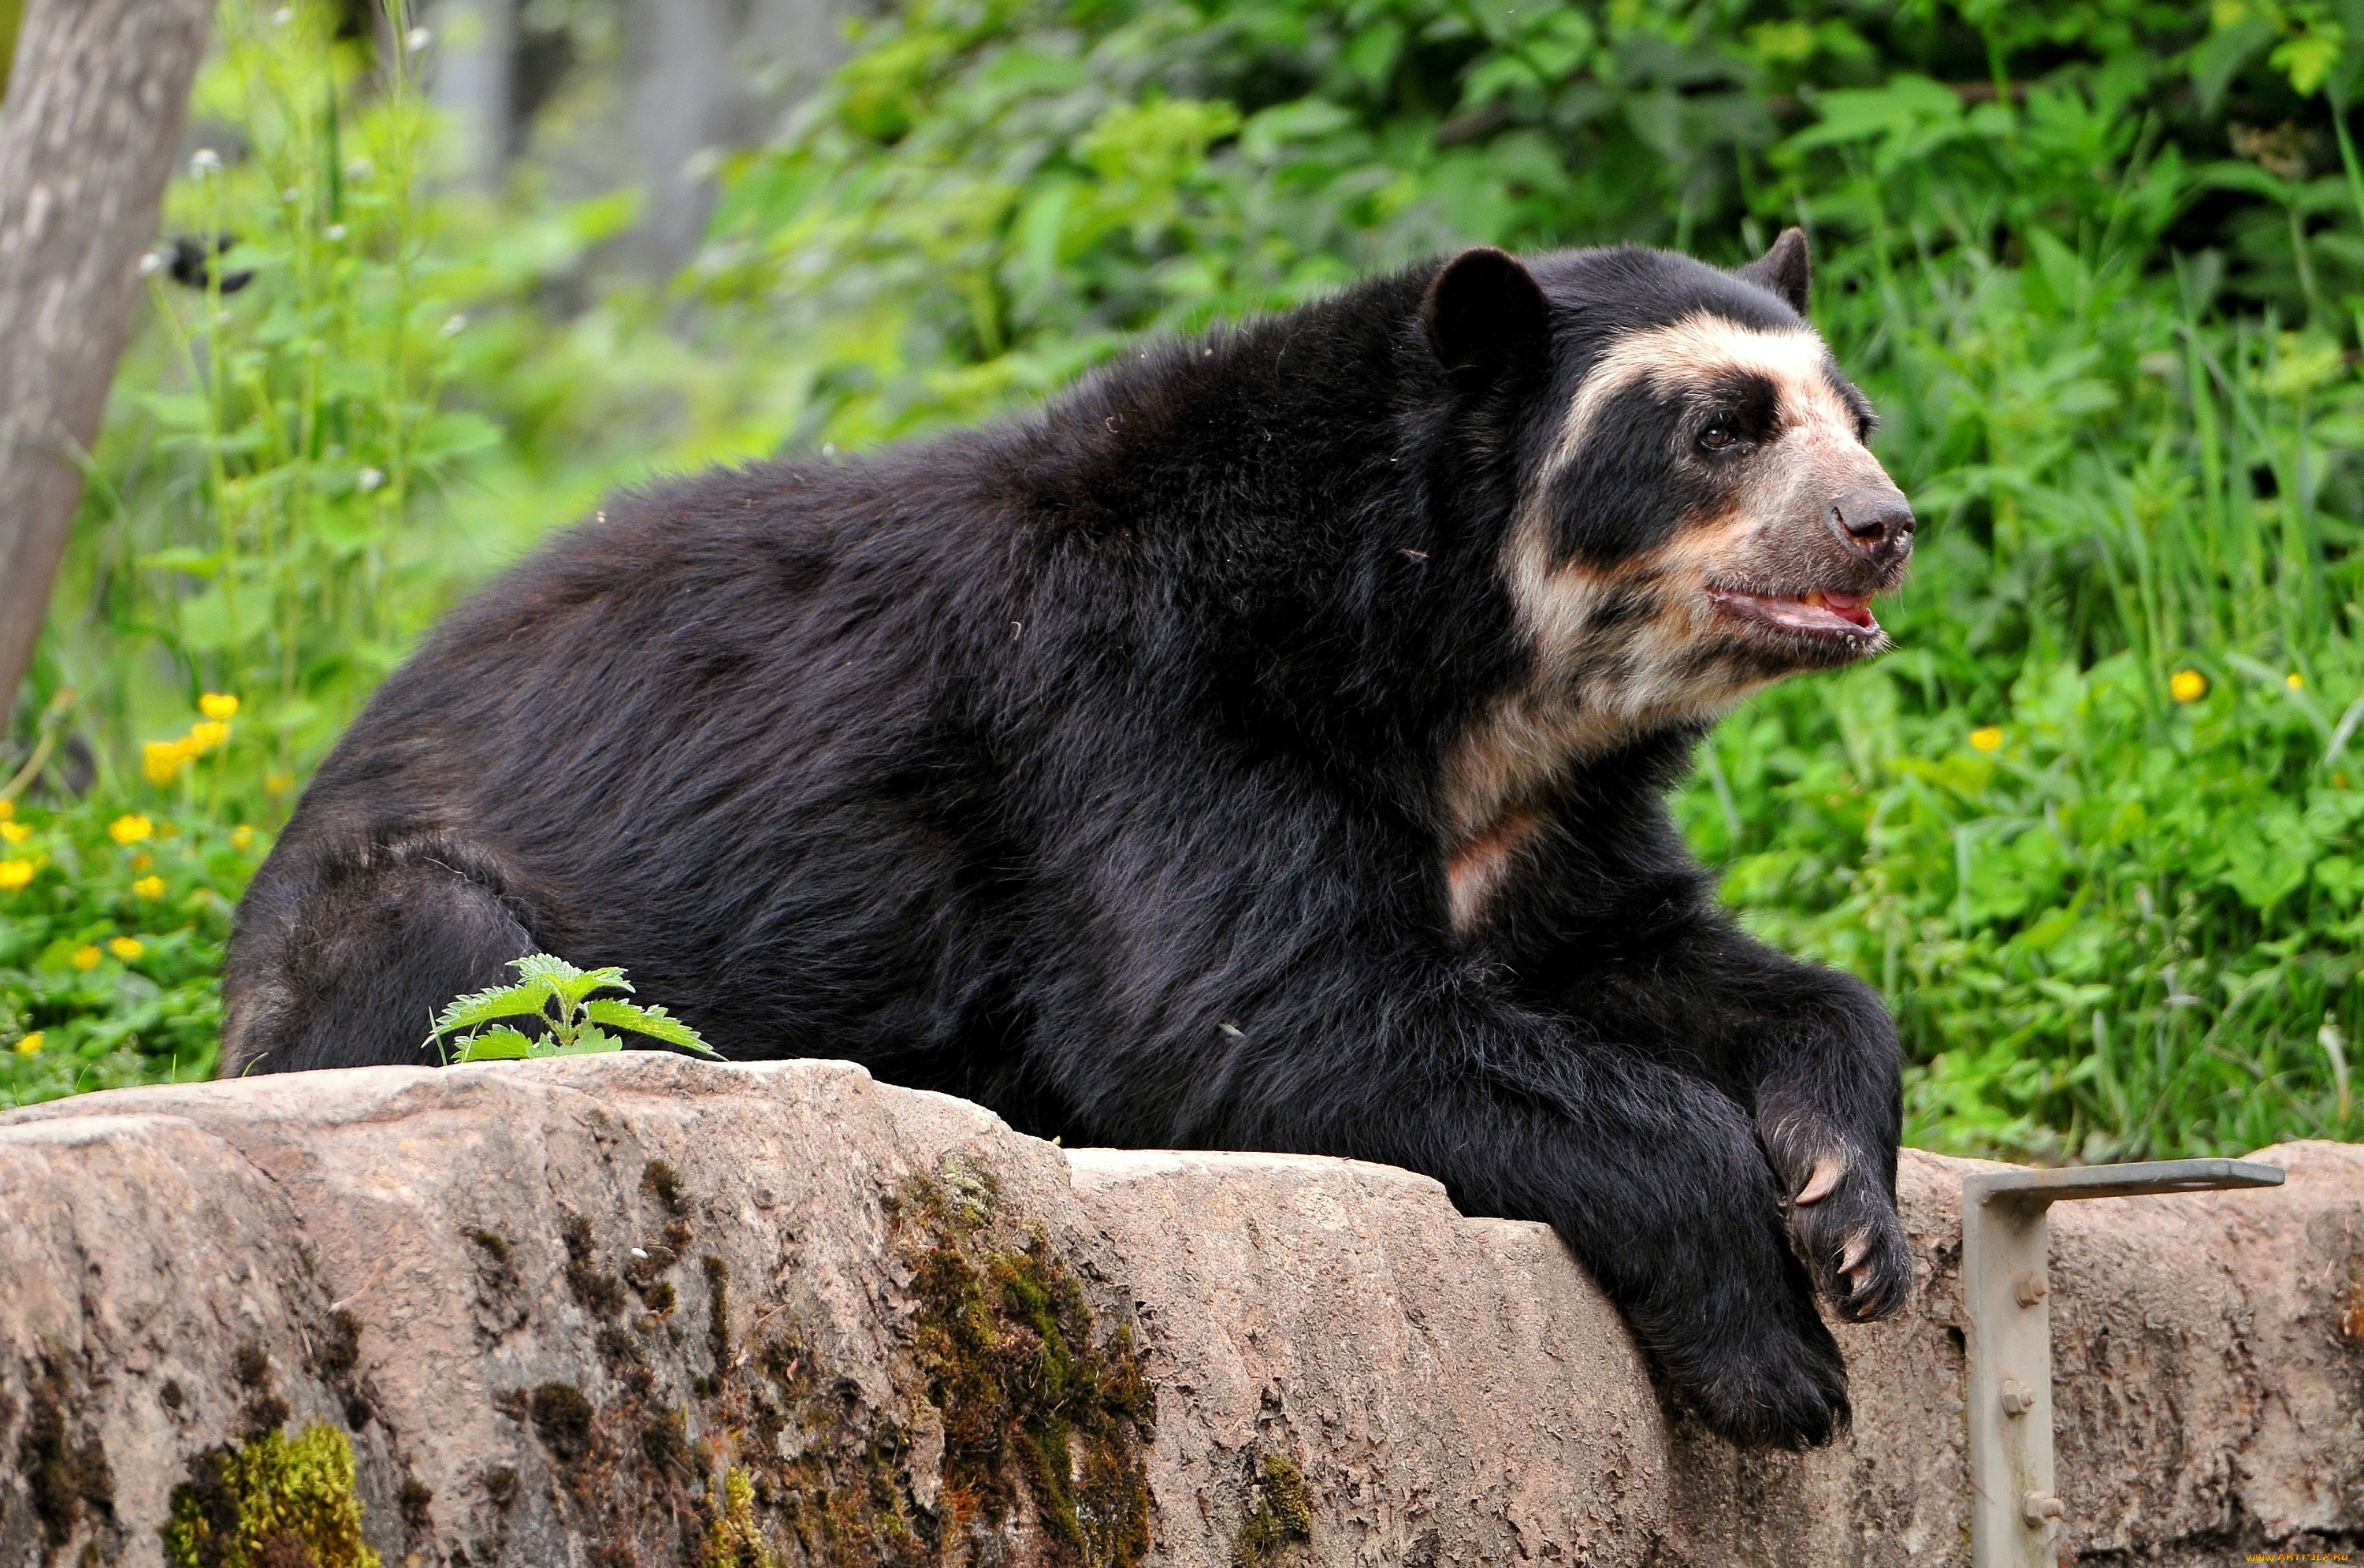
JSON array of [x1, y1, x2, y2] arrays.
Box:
[[221, 844, 538, 1076]]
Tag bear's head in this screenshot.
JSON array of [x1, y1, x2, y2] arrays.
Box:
[[1426, 232, 1912, 926], [1427, 231, 1909, 707]]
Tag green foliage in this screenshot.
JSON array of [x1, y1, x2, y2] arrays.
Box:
[[429, 953, 719, 1062], [0, 715, 264, 1102], [162, 1423, 378, 1568], [49, 1, 487, 794]]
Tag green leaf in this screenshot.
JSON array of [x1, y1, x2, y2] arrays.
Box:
[[430, 977, 556, 1039], [510, 953, 630, 1005], [571, 1024, 622, 1053], [545, 1030, 626, 1057], [554, 965, 631, 1007], [136, 548, 222, 579], [583, 998, 720, 1057], [2191, 13, 2277, 113], [452, 1027, 536, 1061]]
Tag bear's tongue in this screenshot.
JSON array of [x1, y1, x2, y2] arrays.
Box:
[[1801, 589, 1875, 628]]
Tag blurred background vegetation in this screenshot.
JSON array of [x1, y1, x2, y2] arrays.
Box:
[[6, 0, 2364, 1163]]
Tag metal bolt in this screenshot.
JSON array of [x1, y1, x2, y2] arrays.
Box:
[[2021, 1492, 2064, 1527], [1999, 1377, 2034, 1416], [2013, 1268, 2049, 1306]]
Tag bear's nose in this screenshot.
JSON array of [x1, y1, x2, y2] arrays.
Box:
[[1828, 487, 1915, 559]]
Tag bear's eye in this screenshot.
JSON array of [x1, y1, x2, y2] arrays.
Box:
[[1697, 423, 1738, 453]]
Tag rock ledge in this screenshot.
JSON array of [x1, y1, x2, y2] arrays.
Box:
[[0, 1057, 2355, 1566]]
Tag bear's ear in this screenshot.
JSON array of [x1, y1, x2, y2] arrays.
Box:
[[1737, 227, 1811, 316], [1422, 247, 1549, 381]]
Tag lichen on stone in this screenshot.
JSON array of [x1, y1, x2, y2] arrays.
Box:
[[1231, 1454, 1311, 1568], [161, 1423, 377, 1568]]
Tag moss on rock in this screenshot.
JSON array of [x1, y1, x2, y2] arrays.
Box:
[[161, 1423, 377, 1568], [902, 1166, 1153, 1568], [1231, 1454, 1311, 1568], [706, 1469, 779, 1568], [17, 1353, 115, 1554]]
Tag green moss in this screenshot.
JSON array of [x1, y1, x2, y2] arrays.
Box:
[[162, 1424, 377, 1568], [901, 1167, 1152, 1568], [706, 1469, 779, 1568], [1231, 1455, 1311, 1568]]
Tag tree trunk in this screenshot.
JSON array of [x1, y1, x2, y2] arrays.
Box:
[[429, 0, 514, 191], [623, 0, 738, 273], [0, 0, 213, 726]]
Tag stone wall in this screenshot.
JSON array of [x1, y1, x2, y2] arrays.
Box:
[[0, 1056, 2355, 1565]]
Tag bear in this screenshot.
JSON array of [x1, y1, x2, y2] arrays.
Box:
[[220, 229, 1916, 1447]]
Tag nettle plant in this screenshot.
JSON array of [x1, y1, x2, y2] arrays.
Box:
[[428, 954, 718, 1063]]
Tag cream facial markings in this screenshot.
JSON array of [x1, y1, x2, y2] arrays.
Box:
[[1438, 313, 1898, 937]]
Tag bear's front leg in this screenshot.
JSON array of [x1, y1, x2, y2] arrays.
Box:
[[1540, 912, 1914, 1326], [1742, 960, 1915, 1325]]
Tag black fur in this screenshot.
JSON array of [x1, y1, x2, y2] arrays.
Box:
[[223, 238, 1912, 1447], [1737, 225, 1812, 314]]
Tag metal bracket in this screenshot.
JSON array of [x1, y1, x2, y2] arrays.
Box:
[[1964, 1157, 2284, 1568]]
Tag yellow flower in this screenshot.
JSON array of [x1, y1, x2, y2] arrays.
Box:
[[108, 936, 144, 961], [1969, 726, 2004, 752], [264, 771, 294, 795], [12, 1032, 40, 1057], [143, 738, 197, 786], [199, 691, 240, 720], [2288, 672, 2306, 689], [0, 821, 25, 844], [188, 720, 232, 752], [231, 824, 256, 852], [0, 797, 12, 820], [131, 851, 152, 871], [0, 859, 33, 891], [132, 875, 165, 899], [2171, 669, 2208, 703], [72, 945, 101, 970], [109, 814, 154, 845]]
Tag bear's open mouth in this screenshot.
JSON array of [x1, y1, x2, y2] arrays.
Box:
[[1708, 586, 1883, 640]]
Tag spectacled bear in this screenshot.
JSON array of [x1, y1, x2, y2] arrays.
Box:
[[221, 229, 1917, 1448]]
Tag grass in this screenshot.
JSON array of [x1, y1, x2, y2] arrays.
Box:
[[8, 0, 2364, 1161]]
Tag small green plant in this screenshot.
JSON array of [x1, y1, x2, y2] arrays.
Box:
[[428, 953, 719, 1063]]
